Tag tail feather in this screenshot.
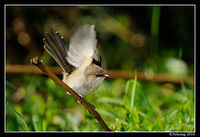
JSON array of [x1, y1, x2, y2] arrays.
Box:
[[43, 29, 73, 73]]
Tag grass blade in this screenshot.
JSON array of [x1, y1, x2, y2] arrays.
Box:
[[130, 70, 137, 112], [13, 109, 29, 131], [32, 115, 39, 131], [150, 6, 161, 56]]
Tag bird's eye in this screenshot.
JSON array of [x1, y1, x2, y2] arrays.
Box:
[[93, 73, 103, 77], [93, 73, 110, 78], [96, 74, 102, 77]]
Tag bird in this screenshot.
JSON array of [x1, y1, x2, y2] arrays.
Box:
[[43, 24, 110, 96]]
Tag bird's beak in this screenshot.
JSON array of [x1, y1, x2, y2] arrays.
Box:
[[102, 73, 110, 78]]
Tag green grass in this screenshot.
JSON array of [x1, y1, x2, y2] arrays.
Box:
[[6, 73, 195, 132]]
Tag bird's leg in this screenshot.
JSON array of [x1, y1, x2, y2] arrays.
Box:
[[65, 91, 95, 110], [77, 94, 96, 111]]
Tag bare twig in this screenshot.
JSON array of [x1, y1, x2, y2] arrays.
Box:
[[30, 56, 111, 131], [6, 64, 194, 85]]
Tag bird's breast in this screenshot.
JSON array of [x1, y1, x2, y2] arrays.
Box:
[[62, 71, 104, 95]]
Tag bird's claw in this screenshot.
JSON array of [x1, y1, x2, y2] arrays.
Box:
[[77, 95, 96, 113]]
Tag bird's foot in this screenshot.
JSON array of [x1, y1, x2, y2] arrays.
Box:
[[77, 95, 96, 112]]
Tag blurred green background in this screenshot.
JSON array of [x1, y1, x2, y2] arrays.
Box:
[[6, 5, 195, 131]]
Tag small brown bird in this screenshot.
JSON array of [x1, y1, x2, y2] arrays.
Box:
[[43, 24, 109, 95]]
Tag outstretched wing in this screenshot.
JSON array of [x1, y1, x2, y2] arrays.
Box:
[[66, 24, 101, 68]]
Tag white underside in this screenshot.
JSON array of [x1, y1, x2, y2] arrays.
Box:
[[62, 70, 104, 95]]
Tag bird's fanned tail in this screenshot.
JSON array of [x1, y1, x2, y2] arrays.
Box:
[[43, 29, 73, 74]]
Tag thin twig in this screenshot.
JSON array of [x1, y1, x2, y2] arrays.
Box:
[[6, 64, 194, 85], [30, 56, 111, 131]]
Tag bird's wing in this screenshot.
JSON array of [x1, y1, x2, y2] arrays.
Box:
[[43, 29, 73, 73], [66, 24, 101, 68]]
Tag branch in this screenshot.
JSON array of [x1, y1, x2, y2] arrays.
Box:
[[30, 56, 111, 131], [6, 65, 194, 85]]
